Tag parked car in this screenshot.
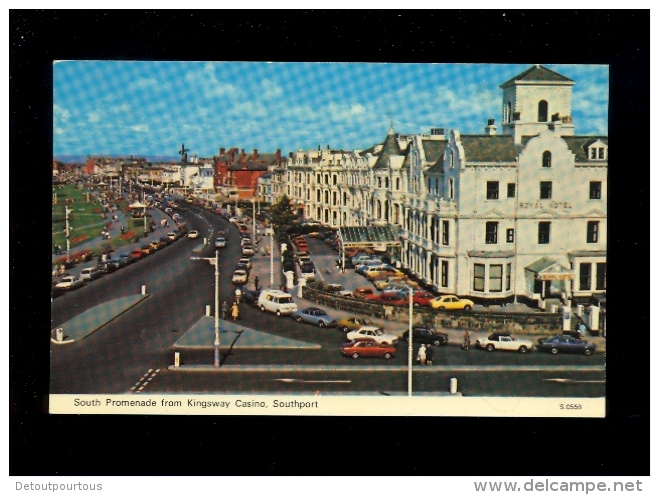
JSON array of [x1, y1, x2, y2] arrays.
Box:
[[353, 287, 375, 299], [238, 257, 252, 270], [536, 335, 597, 355], [429, 295, 475, 311], [242, 289, 262, 307], [240, 237, 252, 246], [159, 235, 172, 246], [291, 307, 337, 328], [55, 275, 84, 290], [257, 289, 298, 316], [215, 237, 227, 248], [232, 269, 248, 285], [130, 248, 144, 261], [346, 327, 399, 345], [401, 326, 449, 346], [476, 332, 534, 353], [166, 232, 178, 241], [364, 265, 404, 280], [355, 260, 385, 274], [336, 316, 383, 333], [412, 291, 436, 308], [150, 240, 163, 251], [299, 263, 316, 281], [241, 245, 255, 256], [119, 252, 134, 265], [364, 292, 408, 307], [187, 230, 199, 239], [341, 338, 396, 359], [80, 266, 103, 281], [374, 276, 409, 290]]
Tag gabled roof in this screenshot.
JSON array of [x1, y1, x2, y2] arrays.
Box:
[[459, 135, 518, 162], [500, 65, 573, 87], [421, 139, 448, 163], [373, 130, 404, 170]]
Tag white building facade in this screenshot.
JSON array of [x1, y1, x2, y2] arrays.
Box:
[[401, 65, 607, 305]]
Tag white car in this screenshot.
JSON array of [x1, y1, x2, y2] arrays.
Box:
[[215, 237, 227, 248], [55, 275, 84, 289], [241, 245, 255, 256], [346, 327, 399, 346], [187, 230, 199, 239], [232, 269, 248, 285], [257, 289, 298, 317], [475, 332, 534, 353]]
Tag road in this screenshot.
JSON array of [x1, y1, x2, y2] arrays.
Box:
[[50, 200, 605, 397]]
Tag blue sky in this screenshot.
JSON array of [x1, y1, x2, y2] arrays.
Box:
[[53, 61, 609, 158]]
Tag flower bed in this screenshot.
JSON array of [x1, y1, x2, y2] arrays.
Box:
[[70, 235, 89, 244], [120, 231, 136, 240]]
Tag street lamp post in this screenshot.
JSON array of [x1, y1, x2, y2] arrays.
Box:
[[191, 251, 222, 367], [252, 197, 256, 240], [407, 287, 413, 397], [65, 206, 71, 263], [214, 248, 220, 367], [270, 231, 274, 288]]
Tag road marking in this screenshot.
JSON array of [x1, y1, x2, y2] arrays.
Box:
[[543, 378, 606, 384], [273, 378, 352, 384], [132, 368, 161, 393]]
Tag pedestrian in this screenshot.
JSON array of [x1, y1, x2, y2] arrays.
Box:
[[416, 344, 427, 365], [120, 225, 125, 234], [235, 287, 242, 304], [425, 344, 434, 365], [221, 301, 229, 320], [578, 322, 587, 337], [231, 302, 240, 321], [463, 329, 471, 350], [254, 276, 260, 291]]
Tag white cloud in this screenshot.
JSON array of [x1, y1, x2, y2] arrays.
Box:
[[109, 103, 131, 115], [129, 78, 158, 90], [54, 127, 64, 135], [262, 79, 283, 99], [130, 124, 149, 132], [53, 104, 70, 122], [185, 63, 239, 98], [88, 111, 102, 123]]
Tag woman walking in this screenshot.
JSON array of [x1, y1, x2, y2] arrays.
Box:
[[231, 302, 240, 321]]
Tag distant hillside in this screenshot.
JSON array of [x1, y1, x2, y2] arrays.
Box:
[[54, 155, 180, 164]]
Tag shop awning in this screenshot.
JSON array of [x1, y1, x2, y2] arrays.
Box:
[[525, 257, 573, 280]]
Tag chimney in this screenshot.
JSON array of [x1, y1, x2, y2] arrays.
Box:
[[253, 148, 259, 160], [240, 149, 246, 161], [220, 147, 226, 155], [485, 118, 497, 136], [276, 149, 282, 164]]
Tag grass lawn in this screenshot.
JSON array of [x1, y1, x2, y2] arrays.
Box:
[[51, 184, 140, 257]]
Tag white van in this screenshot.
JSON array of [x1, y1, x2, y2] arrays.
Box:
[[257, 289, 298, 317]]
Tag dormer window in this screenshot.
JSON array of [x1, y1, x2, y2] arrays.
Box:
[[542, 151, 552, 168], [587, 142, 608, 161]]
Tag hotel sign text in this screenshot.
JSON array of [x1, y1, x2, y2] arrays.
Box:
[[519, 202, 572, 209]]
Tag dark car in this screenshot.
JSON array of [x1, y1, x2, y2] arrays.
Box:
[[242, 289, 262, 306], [159, 235, 173, 246], [401, 326, 449, 347], [235, 262, 250, 273], [536, 335, 597, 355]]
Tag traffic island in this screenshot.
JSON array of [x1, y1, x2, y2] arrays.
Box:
[[50, 293, 149, 344], [172, 315, 321, 350]]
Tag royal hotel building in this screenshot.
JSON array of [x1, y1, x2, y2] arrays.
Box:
[[269, 65, 607, 306]]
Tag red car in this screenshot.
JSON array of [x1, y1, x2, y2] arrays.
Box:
[[364, 293, 408, 307], [130, 248, 144, 260], [412, 291, 436, 308], [341, 338, 396, 359]]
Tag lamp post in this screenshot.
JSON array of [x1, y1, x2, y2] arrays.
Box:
[[270, 230, 274, 288], [252, 197, 257, 240], [191, 251, 222, 367], [407, 286, 413, 397], [65, 206, 71, 263]]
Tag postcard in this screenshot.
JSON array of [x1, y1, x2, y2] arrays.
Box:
[[51, 61, 607, 417]]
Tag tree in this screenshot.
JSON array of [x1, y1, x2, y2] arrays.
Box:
[[270, 195, 296, 236]]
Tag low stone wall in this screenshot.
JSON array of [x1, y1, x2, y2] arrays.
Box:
[[301, 286, 563, 335]]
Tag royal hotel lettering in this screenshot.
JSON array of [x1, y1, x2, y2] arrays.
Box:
[[519, 201, 572, 209]]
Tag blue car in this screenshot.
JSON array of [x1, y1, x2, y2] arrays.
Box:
[[536, 336, 597, 355], [291, 307, 337, 328]]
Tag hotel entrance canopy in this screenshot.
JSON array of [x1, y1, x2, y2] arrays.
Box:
[[525, 258, 573, 281], [338, 226, 400, 251]]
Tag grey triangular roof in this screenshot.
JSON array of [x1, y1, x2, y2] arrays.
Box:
[[373, 131, 403, 170], [500, 65, 574, 87]]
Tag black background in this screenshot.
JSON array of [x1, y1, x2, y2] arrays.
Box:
[[10, 9, 649, 476]]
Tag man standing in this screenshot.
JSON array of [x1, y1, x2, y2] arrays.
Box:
[[425, 344, 434, 366], [254, 276, 260, 291]]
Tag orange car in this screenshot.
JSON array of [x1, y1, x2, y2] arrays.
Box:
[[341, 338, 396, 359]]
